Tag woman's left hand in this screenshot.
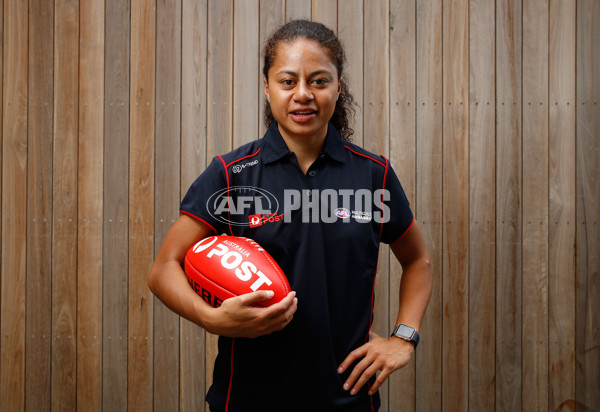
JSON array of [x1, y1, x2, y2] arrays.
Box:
[[337, 331, 414, 396]]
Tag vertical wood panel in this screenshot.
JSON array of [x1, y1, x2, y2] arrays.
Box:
[[52, 1, 79, 410], [468, 0, 495, 410], [389, 0, 416, 409], [77, 0, 104, 409], [0, 1, 27, 410], [259, 0, 285, 138], [26, 1, 53, 410], [206, 0, 233, 400], [285, 0, 311, 21], [103, 0, 130, 410], [576, 1, 600, 410], [128, 0, 155, 410], [233, 0, 259, 147], [363, 0, 388, 156], [495, 0, 522, 409], [154, 0, 182, 410], [415, 0, 443, 409], [181, 0, 208, 190], [522, 0, 549, 410], [548, 0, 576, 409], [207, 0, 233, 159], [311, 0, 337, 29], [442, 0, 469, 409], [363, 0, 389, 407], [336, 0, 362, 145], [180, 2, 208, 408], [0, 0, 2, 323]]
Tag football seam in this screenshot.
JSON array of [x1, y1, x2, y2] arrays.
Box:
[[185, 256, 237, 298], [260, 252, 291, 295], [240, 237, 290, 295]]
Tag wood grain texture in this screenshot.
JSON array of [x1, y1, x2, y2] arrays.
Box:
[[26, 1, 53, 410], [285, 0, 311, 21], [103, 0, 130, 410], [415, 1, 443, 409], [548, 0, 576, 409], [336, 0, 362, 146], [233, 0, 259, 147], [363, 0, 388, 157], [51, 1, 79, 410], [154, 0, 182, 410], [1, 1, 27, 410], [576, 1, 600, 411], [468, 0, 495, 410], [442, 0, 469, 410], [0, 1, 2, 352], [522, 0, 549, 410], [259, 0, 285, 138], [207, 0, 233, 159], [128, 0, 155, 410], [311, 0, 336, 30], [206, 0, 233, 402], [363, 0, 390, 407], [77, 1, 104, 410], [180, 2, 208, 409], [389, 0, 416, 409], [495, 0, 522, 410], [182, 0, 208, 190]]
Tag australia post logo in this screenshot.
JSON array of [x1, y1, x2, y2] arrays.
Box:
[[248, 213, 284, 228], [206, 186, 280, 227]]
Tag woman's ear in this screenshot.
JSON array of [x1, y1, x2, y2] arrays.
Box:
[[264, 77, 270, 103], [337, 77, 342, 100]]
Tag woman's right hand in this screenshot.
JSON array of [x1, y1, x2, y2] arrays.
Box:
[[206, 290, 298, 338]]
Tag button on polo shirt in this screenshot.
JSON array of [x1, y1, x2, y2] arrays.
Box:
[[180, 122, 414, 412]]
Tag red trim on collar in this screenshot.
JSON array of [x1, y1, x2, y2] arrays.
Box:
[[343, 145, 386, 168], [226, 148, 261, 168]]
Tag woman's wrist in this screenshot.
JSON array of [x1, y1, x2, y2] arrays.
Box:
[[388, 335, 416, 352], [191, 296, 219, 334]]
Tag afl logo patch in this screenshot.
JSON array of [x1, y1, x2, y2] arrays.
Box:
[[334, 208, 351, 219]]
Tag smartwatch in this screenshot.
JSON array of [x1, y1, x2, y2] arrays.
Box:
[[391, 324, 419, 348]]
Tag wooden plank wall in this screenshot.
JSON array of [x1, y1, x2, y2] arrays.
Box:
[[0, 1, 598, 411]]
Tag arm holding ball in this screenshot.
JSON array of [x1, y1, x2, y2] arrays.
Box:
[[148, 214, 298, 338]]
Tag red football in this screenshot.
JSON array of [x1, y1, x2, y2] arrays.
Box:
[[184, 235, 290, 308]]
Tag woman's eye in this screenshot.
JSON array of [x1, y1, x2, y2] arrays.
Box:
[[281, 79, 294, 86], [313, 78, 329, 86]]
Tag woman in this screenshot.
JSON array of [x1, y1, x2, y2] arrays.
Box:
[[149, 20, 432, 412]]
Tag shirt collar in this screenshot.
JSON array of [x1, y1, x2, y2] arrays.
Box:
[[261, 122, 346, 164]]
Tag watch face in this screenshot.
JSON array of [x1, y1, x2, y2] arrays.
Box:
[[395, 324, 415, 339]]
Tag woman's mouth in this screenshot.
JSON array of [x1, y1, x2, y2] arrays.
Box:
[[289, 110, 317, 122]]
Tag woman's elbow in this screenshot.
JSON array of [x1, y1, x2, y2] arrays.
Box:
[[148, 263, 161, 295]]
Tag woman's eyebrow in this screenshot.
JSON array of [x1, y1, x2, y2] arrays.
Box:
[[274, 69, 334, 77], [309, 70, 334, 77], [275, 70, 298, 77]]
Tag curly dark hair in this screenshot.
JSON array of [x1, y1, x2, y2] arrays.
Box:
[[262, 20, 356, 141]]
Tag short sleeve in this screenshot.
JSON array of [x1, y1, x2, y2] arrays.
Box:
[[379, 164, 414, 244], [180, 157, 229, 235]]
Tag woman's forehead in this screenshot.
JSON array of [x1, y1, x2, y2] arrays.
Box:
[[270, 39, 336, 72]]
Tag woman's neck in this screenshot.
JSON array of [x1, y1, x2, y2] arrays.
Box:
[[278, 126, 327, 174]]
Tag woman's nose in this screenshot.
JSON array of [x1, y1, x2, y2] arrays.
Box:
[[293, 80, 313, 101]]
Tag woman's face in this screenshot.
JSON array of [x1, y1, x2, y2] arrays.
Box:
[[264, 38, 341, 142]]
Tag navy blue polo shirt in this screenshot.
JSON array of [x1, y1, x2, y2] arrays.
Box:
[[180, 122, 414, 412]]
